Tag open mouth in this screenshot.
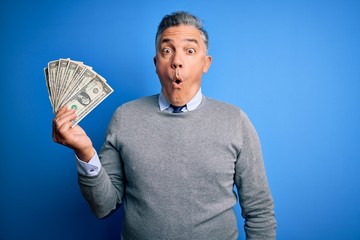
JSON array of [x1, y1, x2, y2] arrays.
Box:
[[175, 79, 181, 84]]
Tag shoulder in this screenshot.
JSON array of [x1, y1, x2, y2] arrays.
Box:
[[121, 94, 158, 109], [203, 96, 245, 116], [113, 94, 158, 115], [202, 96, 254, 127], [107, 94, 159, 130]]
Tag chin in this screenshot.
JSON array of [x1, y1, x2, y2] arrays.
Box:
[[169, 92, 184, 105]]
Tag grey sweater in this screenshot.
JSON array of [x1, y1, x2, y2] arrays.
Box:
[[78, 95, 276, 239]]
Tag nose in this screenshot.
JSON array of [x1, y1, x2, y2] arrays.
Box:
[[171, 52, 183, 69]]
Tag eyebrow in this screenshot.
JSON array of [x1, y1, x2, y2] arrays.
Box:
[[161, 38, 199, 46]]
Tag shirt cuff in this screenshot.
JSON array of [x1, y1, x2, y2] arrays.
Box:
[[75, 149, 101, 176]]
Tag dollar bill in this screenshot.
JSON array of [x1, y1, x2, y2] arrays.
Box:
[[56, 66, 96, 113], [64, 75, 114, 126], [54, 58, 70, 109], [44, 58, 114, 124], [44, 67, 53, 108], [56, 60, 80, 109], [47, 60, 59, 108]]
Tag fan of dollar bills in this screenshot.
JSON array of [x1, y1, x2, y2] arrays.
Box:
[[44, 58, 114, 125]]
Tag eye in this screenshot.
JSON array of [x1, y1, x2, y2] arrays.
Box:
[[187, 48, 196, 54], [162, 47, 172, 54]]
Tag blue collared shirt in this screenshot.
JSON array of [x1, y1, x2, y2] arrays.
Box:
[[159, 88, 203, 112]]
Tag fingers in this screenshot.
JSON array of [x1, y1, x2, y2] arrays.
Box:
[[55, 105, 74, 120], [52, 106, 77, 144], [55, 106, 76, 123]]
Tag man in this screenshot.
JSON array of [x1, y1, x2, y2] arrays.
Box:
[[53, 11, 276, 239]]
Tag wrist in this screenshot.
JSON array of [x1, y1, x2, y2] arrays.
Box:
[[75, 146, 94, 162]]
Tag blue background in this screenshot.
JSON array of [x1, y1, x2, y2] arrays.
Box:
[[1, 0, 360, 239]]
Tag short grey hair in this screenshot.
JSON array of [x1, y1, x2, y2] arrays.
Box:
[[155, 11, 209, 50]]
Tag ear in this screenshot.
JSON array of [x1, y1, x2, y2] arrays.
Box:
[[153, 56, 158, 74], [202, 55, 212, 73]]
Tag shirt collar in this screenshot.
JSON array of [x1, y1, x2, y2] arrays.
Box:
[[159, 88, 203, 112]]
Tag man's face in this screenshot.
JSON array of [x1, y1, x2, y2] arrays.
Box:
[[154, 24, 212, 106]]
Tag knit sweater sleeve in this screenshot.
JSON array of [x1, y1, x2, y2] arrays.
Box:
[[77, 106, 125, 218], [234, 110, 276, 239]]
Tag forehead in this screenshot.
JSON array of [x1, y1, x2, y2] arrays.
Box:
[[159, 25, 204, 44]]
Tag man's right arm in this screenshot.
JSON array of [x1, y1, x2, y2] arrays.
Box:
[[53, 106, 124, 218]]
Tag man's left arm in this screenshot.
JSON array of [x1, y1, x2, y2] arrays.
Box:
[[234, 111, 276, 239]]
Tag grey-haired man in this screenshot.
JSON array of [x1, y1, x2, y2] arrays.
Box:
[[53, 11, 276, 240]]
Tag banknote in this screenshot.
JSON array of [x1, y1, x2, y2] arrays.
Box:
[[47, 60, 59, 108], [44, 58, 114, 125], [64, 75, 113, 125]]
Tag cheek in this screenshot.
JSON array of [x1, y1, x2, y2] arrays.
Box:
[[156, 67, 167, 79], [156, 66, 171, 86], [155, 59, 168, 73]]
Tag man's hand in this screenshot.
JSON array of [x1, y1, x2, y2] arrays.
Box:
[[52, 106, 94, 162]]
